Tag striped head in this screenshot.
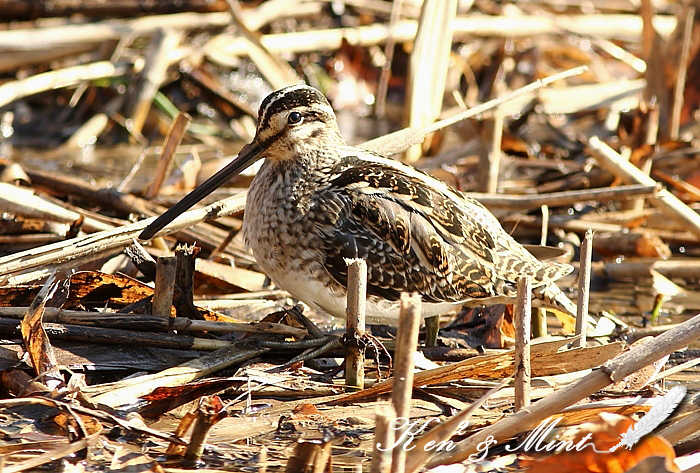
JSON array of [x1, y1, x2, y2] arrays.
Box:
[[138, 85, 345, 239], [254, 85, 344, 161]]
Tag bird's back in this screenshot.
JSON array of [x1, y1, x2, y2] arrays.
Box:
[[275, 147, 575, 310]]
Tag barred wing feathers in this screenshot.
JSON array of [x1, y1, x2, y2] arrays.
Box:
[[315, 152, 573, 304]]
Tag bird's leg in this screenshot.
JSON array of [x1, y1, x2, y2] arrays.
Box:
[[364, 332, 392, 379]]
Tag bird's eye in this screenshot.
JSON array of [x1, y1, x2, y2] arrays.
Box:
[[288, 111, 303, 124]]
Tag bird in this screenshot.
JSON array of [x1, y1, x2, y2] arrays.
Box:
[[140, 84, 577, 324]]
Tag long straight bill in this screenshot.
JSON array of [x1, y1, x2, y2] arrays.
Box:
[[139, 141, 261, 239]]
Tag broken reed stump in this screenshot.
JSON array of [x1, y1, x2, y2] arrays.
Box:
[[371, 404, 396, 473], [175, 243, 204, 320], [514, 276, 531, 411], [345, 257, 367, 389], [423, 314, 439, 347], [391, 293, 421, 473], [532, 308, 547, 338], [575, 229, 593, 348], [153, 255, 177, 321]]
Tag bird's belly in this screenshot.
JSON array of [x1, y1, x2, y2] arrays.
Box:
[[251, 249, 460, 324]]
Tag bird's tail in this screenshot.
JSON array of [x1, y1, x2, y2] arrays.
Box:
[[532, 282, 578, 317]]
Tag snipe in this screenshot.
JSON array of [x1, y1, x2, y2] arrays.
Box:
[[140, 85, 576, 323]]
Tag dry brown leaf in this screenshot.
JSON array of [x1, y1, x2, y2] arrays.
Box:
[[20, 274, 60, 388]]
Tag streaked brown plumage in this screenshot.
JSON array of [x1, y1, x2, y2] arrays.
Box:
[[140, 85, 576, 323]]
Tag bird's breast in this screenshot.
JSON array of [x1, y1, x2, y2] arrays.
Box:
[[242, 160, 337, 292]]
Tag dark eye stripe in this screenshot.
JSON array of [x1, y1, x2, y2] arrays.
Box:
[[258, 86, 330, 131]]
